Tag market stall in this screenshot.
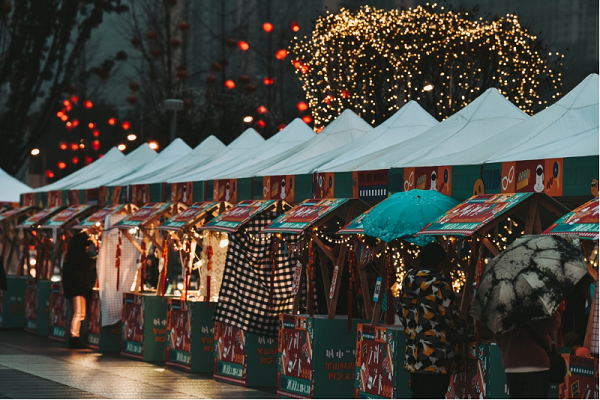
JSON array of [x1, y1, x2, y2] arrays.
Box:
[[261, 197, 372, 398], [113, 202, 185, 361], [0, 206, 39, 328], [201, 199, 295, 387], [72, 204, 136, 351], [156, 201, 231, 372], [414, 192, 571, 398]]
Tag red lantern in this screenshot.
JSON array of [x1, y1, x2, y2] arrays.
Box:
[[122, 121, 131, 130], [302, 115, 313, 124], [88, 122, 96, 129], [126, 95, 138, 105], [71, 157, 79, 165], [275, 49, 288, 60], [278, 124, 287, 131], [239, 75, 250, 84], [58, 162, 67, 170], [130, 37, 141, 47], [224, 80, 235, 89], [293, 60, 309, 74], [70, 143, 79, 151], [128, 82, 139, 91], [108, 117, 116, 125], [45, 170, 55, 178], [151, 49, 162, 58], [257, 105, 267, 114], [72, 119, 79, 127], [85, 156, 93, 165], [170, 38, 181, 48], [63, 99, 71, 108], [60, 115, 68, 122], [255, 120, 266, 129], [92, 140, 101, 151], [146, 31, 156, 40], [206, 75, 216, 84], [179, 22, 190, 33], [176, 70, 187, 80], [324, 95, 333, 104], [290, 21, 300, 32], [297, 101, 308, 112], [263, 77, 273, 85], [238, 41, 249, 51], [84, 100, 93, 108], [92, 130, 100, 137], [59, 143, 67, 150], [262, 22, 273, 33]]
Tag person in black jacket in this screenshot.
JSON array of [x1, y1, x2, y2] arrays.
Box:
[[62, 232, 97, 349]]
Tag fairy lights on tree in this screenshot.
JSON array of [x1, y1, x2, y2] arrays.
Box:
[[290, 4, 564, 128]]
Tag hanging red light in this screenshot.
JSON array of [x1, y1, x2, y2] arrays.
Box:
[[146, 31, 157, 40], [57, 162, 67, 169], [84, 100, 93, 108], [122, 121, 131, 130], [71, 119, 79, 127], [255, 120, 266, 129], [70, 143, 79, 151], [290, 21, 300, 32], [257, 105, 267, 114], [70, 95, 79, 103], [92, 130, 100, 137], [278, 124, 287, 131], [46, 170, 55, 178], [59, 143, 68, 150], [56, 111, 64, 118], [275, 49, 288, 60], [238, 41, 249, 51], [262, 22, 273, 33], [92, 140, 101, 151], [263, 77, 274, 85], [108, 117, 116, 125], [88, 122, 96, 129], [63, 99, 71, 108], [85, 156, 93, 165], [71, 157, 79, 165], [297, 101, 308, 112], [224, 80, 236, 89], [60, 115, 68, 122], [302, 115, 313, 124]]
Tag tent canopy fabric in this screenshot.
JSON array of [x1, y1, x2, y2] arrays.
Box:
[[133, 135, 226, 184], [486, 73, 599, 163], [316, 101, 438, 173], [107, 138, 192, 186], [73, 144, 157, 190], [212, 118, 316, 179], [329, 88, 529, 172], [0, 168, 32, 203], [255, 109, 372, 176], [32, 147, 125, 192]]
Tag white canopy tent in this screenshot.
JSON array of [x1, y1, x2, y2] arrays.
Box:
[[325, 88, 529, 172], [32, 147, 125, 192], [107, 138, 192, 186], [0, 169, 32, 203], [211, 118, 316, 180], [254, 109, 372, 177], [73, 144, 157, 190], [309, 101, 438, 173], [131, 135, 226, 184], [486, 73, 599, 163]]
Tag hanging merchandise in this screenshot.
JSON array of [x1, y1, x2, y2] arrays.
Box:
[[115, 230, 122, 290], [307, 238, 315, 316]]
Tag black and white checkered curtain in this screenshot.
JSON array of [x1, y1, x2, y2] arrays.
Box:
[[214, 211, 312, 336]]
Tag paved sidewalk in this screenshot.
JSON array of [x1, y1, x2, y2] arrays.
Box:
[[0, 330, 276, 399]]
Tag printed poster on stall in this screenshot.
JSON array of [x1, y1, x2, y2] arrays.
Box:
[[22, 193, 35, 207], [214, 321, 247, 385], [122, 294, 144, 358], [131, 184, 150, 207], [355, 324, 396, 399], [277, 314, 314, 398], [418, 193, 532, 236], [171, 182, 194, 205], [202, 200, 276, 233], [402, 166, 452, 195], [74, 204, 126, 229], [42, 205, 94, 228], [352, 170, 388, 202], [49, 284, 67, 340], [500, 159, 563, 196], [543, 197, 599, 239], [558, 355, 599, 399], [263, 175, 296, 202], [213, 179, 238, 204], [264, 198, 349, 234], [313, 173, 335, 199], [338, 207, 374, 235], [0, 206, 36, 222], [17, 206, 64, 228], [159, 202, 218, 231], [48, 191, 62, 207], [86, 291, 101, 347], [114, 203, 170, 228], [25, 281, 38, 332], [166, 300, 191, 368]]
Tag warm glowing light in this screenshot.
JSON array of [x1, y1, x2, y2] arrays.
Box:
[[423, 84, 434, 92], [45, 170, 54, 179], [108, 117, 116, 125], [302, 115, 313, 124], [121, 121, 131, 130], [56, 111, 64, 118], [63, 100, 71, 107], [255, 120, 266, 128], [84, 100, 93, 109], [243, 116, 253, 123], [72, 119, 79, 127], [88, 122, 96, 129], [30, 148, 40, 156], [238, 41, 249, 51], [60, 143, 68, 150], [219, 238, 229, 248], [278, 124, 287, 131], [60, 115, 68, 122], [92, 140, 101, 151], [70, 143, 79, 151], [117, 144, 126, 151], [148, 141, 159, 150], [290, 21, 300, 32], [275, 49, 288, 60], [263, 77, 274, 85], [72, 157, 79, 164], [92, 130, 100, 137], [127, 134, 137, 141], [297, 102, 308, 112], [257, 105, 267, 114], [58, 162, 67, 169], [224, 80, 235, 89], [262, 22, 273, 33]]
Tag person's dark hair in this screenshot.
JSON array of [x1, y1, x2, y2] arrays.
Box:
[[420, 242, 446, 269]]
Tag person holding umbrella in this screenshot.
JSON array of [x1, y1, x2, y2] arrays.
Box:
[[399, 242, 463, 398], [471, 235, 590, 398]]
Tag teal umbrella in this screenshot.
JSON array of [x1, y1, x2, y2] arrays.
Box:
[[363, 190, 459, 245]]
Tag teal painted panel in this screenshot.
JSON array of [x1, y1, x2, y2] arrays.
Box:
[[237, 178, 253, 201], [388, 169, 404, 194], [563, 156, 599, 197], [193, 181, 205, 202], [25, 280, 51, 336], [294, 174, 313, 203], [452, 165, 481, 201], [482, 163, 502, 194], [253, 178, 263, 200], [206, 181, 214, 201], [79, 190, 87, 205], [121, 293, 169, 362], [334, 172, 354, 199], [0, 275, 27, 328], [149, 183, 162, 203]]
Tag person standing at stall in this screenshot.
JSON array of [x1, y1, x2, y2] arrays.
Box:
[[62, 232, 97, 349], [399, 242, 462, 399]]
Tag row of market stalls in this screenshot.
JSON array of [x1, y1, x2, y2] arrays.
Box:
[[0, 73, 597, 399]]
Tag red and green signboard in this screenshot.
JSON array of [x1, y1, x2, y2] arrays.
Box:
[[277, 314, 314, 398], [543, 197, 598, 240], [114, 203, 171, 229], [203, 200, 276, 233], [417, 193, 532, 237], [74, 204, 126, 229], [0, 276, 27, 328], [159, 202, 219, 231], [48, 283, 67, 342], [338, 208, 374, 235], [82, 290, 121, 351], [264, 198, 349, 234], [0, 206, 36, 222], [41, 205, 94, 228], [17, 206, 64, 228], [121, 293, 169, 362], [25, 280, 51, 336]]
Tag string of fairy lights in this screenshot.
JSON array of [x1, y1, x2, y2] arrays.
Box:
[[290, 4, 563, 129]]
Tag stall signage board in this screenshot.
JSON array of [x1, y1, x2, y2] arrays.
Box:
[[337, 208, 374, 235], [25, 280, 51, 336], [159, 202, 218, 231], [417, 193, 532, 237], [17, 206, 64, 228], [277, 314, 314, 398], [114, 203, 171, 229], [264, 198, 349, 234], [203, 200, 276, 233], [166, 299, 192, 369], [48, 283, 67, 341], [41, 205, 94, 228], [543, 197, 599, 239], [0, 276, 27, 328], [558, 355, 599, 399], [121, 293, 169, 362], [0, 206, 36, 222], [74, 204, 126, 229]]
